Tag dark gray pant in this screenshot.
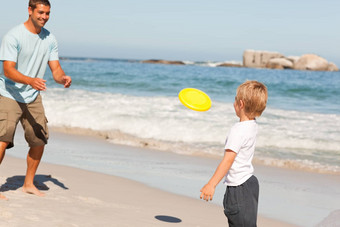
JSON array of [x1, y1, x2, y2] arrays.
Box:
[[223, 175, 259, 227]]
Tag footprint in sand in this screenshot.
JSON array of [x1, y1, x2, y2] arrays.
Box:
[[0, 210, 13, 219], [75, 196, 136, 210], [9, 203, 22, 208], [76, 196, 103, 205], [24, 215, 40, 221]]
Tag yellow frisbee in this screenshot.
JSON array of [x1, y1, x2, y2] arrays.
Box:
[[178, 88, 212, 111]]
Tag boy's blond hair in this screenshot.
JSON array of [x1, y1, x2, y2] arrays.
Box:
[[236, 80, 268, 118]]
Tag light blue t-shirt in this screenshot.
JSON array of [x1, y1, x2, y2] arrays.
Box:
[[0, 24, 59, 103]]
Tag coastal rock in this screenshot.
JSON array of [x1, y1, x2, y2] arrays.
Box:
[[293, 54, 329, 71], [266, 58, 294, 70], [217, 62, 243, 67], [286, 56, 300, 65], [327, 62, 339, 71], [141, 59, 185, 65], [243, 51, 339, 71], [243, 50, 284, 68]]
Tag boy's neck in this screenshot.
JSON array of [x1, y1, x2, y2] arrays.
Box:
[[236, 99, 255, 122], [239, 112, 255, 122]]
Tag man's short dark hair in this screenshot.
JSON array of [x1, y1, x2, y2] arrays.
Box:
[[29, 0, 51, 10]]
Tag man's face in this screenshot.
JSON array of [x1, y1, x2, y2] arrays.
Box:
[[29, 4, 50, 29]]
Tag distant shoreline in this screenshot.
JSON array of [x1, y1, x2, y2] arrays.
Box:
[[59, 53, 339, 71]]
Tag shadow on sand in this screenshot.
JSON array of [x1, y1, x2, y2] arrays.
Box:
[[155, 215, 182, 223], [0, 174, 68, 192]]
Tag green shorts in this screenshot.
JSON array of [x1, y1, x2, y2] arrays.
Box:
[[0, 94, 49, 149]]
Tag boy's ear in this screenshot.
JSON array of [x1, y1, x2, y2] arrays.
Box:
[[239, 99, 245, 109]]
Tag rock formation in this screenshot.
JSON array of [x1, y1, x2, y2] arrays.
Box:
[[294, 54, 329, 71], [217, 62, 243, 68], [140, 51, 338, 71], [266, 58, 294, 69], [243, 50, 284, 68], [328, 62, 339, 71], [243, 50, 338, 71], [141, 59, 185, 65]]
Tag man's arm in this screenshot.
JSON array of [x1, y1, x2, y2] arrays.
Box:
[[200, 149, 237, 201], [48, 60, 71, 88], [3, 61, 47, 91]]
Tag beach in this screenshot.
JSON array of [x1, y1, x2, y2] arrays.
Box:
[[0, 58, 339, 226], [0, 157, 291, 227], [0, 129, 294, 227], [1, 128, 339, 226]]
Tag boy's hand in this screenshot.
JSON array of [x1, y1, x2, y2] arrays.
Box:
[[200, 183, 215, 201], [200, 150, 236, 202]]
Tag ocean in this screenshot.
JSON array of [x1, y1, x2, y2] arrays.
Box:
[[41, 57, 340, 174]]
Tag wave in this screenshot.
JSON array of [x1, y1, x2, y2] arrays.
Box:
[[42, 88, 340, 174]]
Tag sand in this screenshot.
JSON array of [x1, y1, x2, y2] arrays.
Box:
[[0, 129, 302, 227], [0, 155, 297, 227]]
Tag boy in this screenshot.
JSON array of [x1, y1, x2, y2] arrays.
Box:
[[200, 80, 268, 226]]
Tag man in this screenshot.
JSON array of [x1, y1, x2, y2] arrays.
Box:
[[0, 0, 71, 200]]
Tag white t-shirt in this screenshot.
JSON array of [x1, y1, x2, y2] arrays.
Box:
[[0, 24, 59, 103], [223, 120, 258, 186]]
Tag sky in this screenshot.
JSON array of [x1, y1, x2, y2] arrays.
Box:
[[1, 0, 339, 65]]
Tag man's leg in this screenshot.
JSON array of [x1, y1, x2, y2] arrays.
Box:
[[0, 95, 24, 200], [0, 142, 8, 164], [21, 95, 48, 197], [0, 142, 9, 200], [22, 145, 45, 197]]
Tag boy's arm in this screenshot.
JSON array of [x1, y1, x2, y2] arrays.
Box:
[[3, 61, 47, 91], [200, 150, 236, 201], [48, 60, 72, 88]]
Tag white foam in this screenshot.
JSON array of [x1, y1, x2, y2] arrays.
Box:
[[259, 109, 340, 152], [41, 88, 340, 173]]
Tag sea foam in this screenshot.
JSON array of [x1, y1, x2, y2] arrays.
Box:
[[42, 88, 340, 173]]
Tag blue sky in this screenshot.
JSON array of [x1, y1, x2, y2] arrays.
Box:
[[1, 0, 339, 65]]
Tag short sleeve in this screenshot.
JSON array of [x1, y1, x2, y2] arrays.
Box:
[[224, 126, 244, 154], [0, 33, 19, 62], [49, 35, 59, 61]]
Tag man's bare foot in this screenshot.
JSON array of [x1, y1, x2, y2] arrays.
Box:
[[22, 186, 45, 197], [0, 193, 8, 200]]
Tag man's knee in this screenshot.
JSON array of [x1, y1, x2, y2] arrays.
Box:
[[0, 141, 9, 163], [23, 113, 49, 147], [28, 145, 45, 159]]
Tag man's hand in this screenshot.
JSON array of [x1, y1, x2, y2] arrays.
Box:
[[3, 61, 47, 90], [62, 75, 72, 88], [29, 78, 47, 91], [48, 60, 71, 87], [200, 183, 215, 202]]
